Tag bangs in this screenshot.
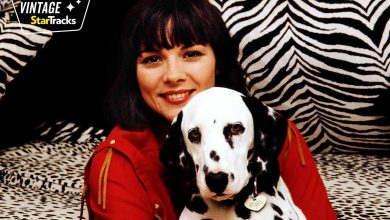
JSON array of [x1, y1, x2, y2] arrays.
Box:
[[135, 1, 212, 51]]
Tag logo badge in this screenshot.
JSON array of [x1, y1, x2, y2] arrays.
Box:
[[12, 0, 90, 33]]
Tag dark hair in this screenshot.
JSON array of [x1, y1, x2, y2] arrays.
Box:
[[108, 0, 246, 131]]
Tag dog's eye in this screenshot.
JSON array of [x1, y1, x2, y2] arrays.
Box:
[[230, 123, 245, 135], [188, 127, 201, 143]]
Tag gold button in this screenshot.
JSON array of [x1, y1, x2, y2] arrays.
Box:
[[154, 203, 160, 209], [110, 140, 116, 144]]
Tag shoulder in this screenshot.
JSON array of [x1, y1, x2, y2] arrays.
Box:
[[84, 125, 160, 191], [83, 127, 158, 215], [95, 125, 158, 157], [84, 125, 159, 172]]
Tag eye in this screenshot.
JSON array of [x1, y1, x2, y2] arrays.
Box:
[[230, 123, 245, 136], [188, 127, 201, 144], [184, 50, 202, 59], [142, 56, 161, 65]]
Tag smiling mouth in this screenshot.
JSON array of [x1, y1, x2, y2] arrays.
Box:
[[166, 91, 190, 100], [161, 90, 194, 104]]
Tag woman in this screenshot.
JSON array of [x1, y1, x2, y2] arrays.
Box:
[[83, 0, 337, 219]]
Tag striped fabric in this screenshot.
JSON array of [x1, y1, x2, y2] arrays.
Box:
[[0, 0, 20, 20], [210, 0, 390, 153], [34, 120, 108, 143], [0, 17, 52, 100]]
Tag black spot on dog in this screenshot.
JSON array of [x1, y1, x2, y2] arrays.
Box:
[[203, 165, 209, 174], [196, 165, 199, 172], [210, 150, 220, 162], [235, 202, 251, 219], [223, 123, 245, 149], [277, 190, 285, 200], [271, 203, 283, 216], [230, 173, 235, 180], [274, 216, 283, 220], [187, 196, 208, 214], [223, 129, 234, 149], [213, 119, 216, 124]]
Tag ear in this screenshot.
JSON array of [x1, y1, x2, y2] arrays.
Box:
[[160, 112, 189, 170], [242, 96, 287, 156], [160, 112, 194, 211], [242, 96, 288, 194]]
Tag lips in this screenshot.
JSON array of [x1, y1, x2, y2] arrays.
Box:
[[160, 89, 194, 105]]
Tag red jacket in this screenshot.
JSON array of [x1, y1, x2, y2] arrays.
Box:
[[83, 128, 177, 220], [83, 121, 337, 219]]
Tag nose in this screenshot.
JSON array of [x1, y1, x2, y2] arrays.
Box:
[[205, 172, 228, 194], [163, 58, 185, 83]]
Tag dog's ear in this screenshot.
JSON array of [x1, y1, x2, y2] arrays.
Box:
[[160, 112, 190, 170], [242, 96, 287, 156], [160, 112, 194, 212], [242, 96, 288, 193]]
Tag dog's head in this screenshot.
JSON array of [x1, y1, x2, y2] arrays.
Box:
[[160, 87, 287, 201]]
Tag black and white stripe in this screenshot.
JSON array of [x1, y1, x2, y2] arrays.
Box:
[[0, 17, 52, 99], [34, 120, 109, 143], [0, 0, 20, 20], [211, 0, 390, 153]]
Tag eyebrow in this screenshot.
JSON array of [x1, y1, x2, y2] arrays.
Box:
[[140, 45, 203, 57]]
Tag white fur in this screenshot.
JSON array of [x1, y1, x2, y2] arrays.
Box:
[[177, 87, 306, 219], [181, 88, 254, 200]]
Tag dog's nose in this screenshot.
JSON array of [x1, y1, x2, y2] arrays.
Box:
[[205, 172, 228, 194]]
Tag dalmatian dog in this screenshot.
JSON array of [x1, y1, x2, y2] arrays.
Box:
[[160, 87, 306, 220]]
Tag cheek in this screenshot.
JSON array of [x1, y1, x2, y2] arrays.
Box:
[[136, 67, 160, 103], [202, 59, 216, 88], [190, 69, 216, 92], [201, 71, 216, 90], [137, 68, 154, 92], [189, 58, 216, 89]]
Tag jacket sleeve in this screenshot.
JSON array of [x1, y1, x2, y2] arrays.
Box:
[[86, 148, 154, 220], [278, 121, 338, 220]]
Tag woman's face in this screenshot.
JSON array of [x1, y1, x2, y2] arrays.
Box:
[[136, 44, 216, 121]]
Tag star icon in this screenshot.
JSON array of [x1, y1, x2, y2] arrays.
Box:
[[67, 3, 74, 12], [76, 0, 81, 4]]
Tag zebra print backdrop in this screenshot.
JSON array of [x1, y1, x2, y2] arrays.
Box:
[[0, 0, 18, 20], [210, 0, 390, 153], [0, 17, 52, 100]]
